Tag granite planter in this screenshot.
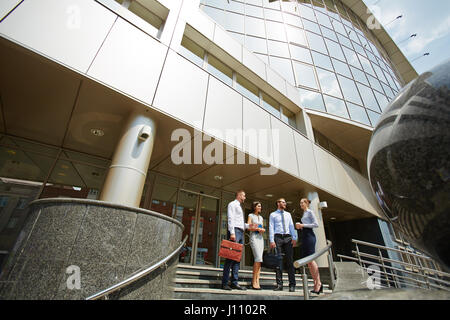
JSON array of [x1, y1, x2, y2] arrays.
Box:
[[0, 198, 184, 300]]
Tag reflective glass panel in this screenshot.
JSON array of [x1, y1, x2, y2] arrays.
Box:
[[245, 16, 266, 38], [287, 25, 307, 46], [267, 40, 290, 58], [245, 4, 264, 18], [367, 109, 381, 126], [338, 75, 362, 105], [245, 35, 267, 54], [264, 8, 283, 21], [317, 68, 342, 98], [299, 4, 316, 21], [294, 62, 318, 89], [269, 56, 295, 84], [316, 11, 332, 28], [266, 20, 286, 41], [306, 31, 327, 54], [350, 66, 368, 85], [367, 74, 383, 92], [323, 95, 349, 119], [312, 51, 333, 71], [356, 83, 380, 112], [374, 91, 390, 111], [332, 58, 351, 77], [224, 11, 245, 33], [321, 26, 338, 41], [298, 88, 326, 112], [325, 38, 345, 61], [347, 102, 371, 126], [342, 46, 361, 68], [302, 19, 321, 33], [290, 44, 312, 64]]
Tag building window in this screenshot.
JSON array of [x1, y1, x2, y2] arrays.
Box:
[[207, 54, 233, 86], [236, 73, 260, 105], [262, 92, 281, 118], [180, 36, 205, 67], [298, 88, 326, 112], [294, 62, 318, 89]]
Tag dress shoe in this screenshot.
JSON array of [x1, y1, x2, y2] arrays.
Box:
[[289, 286, 295, 292], [310, 284, 323, 295], [273, 285, 283, 291], [230, 284, 247, 290], [222, 284, 232, 291]]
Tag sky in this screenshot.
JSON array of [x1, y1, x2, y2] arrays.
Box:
[[362, 0, 450, 75]]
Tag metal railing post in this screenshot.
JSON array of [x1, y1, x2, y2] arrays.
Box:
[[302, 266, 309, 300], [378, 249, 391, 288], [328, 247, 336, 290]]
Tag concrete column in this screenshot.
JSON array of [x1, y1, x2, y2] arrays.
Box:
[[307, 191, 328, 268], [100, 111, 157, 207]]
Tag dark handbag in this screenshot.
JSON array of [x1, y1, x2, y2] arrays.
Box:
[[218, 239, 243, 262], [262, 247, 282, 270]]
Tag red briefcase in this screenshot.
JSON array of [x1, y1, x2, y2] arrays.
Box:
[[218, 239, 243, 262]]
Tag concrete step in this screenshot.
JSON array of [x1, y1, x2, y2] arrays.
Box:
[[175, 278, 331, 290], [173, 287, 332, 300]]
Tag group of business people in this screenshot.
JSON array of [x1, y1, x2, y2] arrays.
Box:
[[221, 190, 323, 294]]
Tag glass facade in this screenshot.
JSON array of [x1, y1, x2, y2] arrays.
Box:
[[200, 0, 403, 127]]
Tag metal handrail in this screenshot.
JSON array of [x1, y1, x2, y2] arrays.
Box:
[[293, 240, 334, 300], [350, 250, 450, 280], [337, 254, 450, 291], [86, 235, 188, 300], [351, 239, 435, 261]]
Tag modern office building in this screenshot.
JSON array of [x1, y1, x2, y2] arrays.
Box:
[[0, 0, 422, 298]]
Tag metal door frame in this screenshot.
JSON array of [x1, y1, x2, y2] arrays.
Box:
[[177, 188, 220, 266]]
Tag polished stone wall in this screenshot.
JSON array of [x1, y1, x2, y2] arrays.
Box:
[[0, 198, 183, 300]]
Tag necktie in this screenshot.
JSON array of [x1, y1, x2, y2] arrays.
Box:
[[281, 211, 287, 234]]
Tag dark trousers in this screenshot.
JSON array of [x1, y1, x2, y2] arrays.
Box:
[[222, 228, 244, 286], [275, 234, 296, 287]]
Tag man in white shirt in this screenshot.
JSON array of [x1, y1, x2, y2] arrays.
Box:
[[269, 198, 297, 292], [221, 190, 249, 290]]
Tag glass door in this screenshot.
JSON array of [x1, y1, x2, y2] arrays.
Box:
[[194, 196, 219, 266], [177, 190, 199, 265], [177, 189, 220, 266]]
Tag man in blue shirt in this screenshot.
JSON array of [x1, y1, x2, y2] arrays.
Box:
[[269, 198, 297, 292]]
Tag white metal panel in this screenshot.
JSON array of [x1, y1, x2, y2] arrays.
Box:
[[153, 50, 208, 130], [313, 145, 337, 194], [293, 131, 319, 185], [203, 77, 243, 150], [0, 0, 117, 73], [88, 17, 167, 105], [270, 116, 299, 177], [242, 98, 273, 165], [266, 67, 287, 96], [328, 155, 352, 202], [0, 0, 22, 21]]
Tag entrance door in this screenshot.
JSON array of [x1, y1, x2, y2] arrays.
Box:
[[177, 190, 219, 266]]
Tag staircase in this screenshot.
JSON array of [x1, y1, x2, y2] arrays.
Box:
[[173, 264, 332, 300]]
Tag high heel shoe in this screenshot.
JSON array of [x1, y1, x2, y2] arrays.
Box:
[[252, 285, 261, 290], [310, 284, 323, 295]]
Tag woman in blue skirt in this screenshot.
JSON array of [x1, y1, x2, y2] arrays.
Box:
[[295, 198, 323, 294]]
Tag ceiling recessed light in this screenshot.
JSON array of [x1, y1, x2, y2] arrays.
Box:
[[90, 128, 104, 137], [265, 194, 273, 198], [330, 217, 336, 220], [214, 175, 223, 181], [287, 201, 293, 204]]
